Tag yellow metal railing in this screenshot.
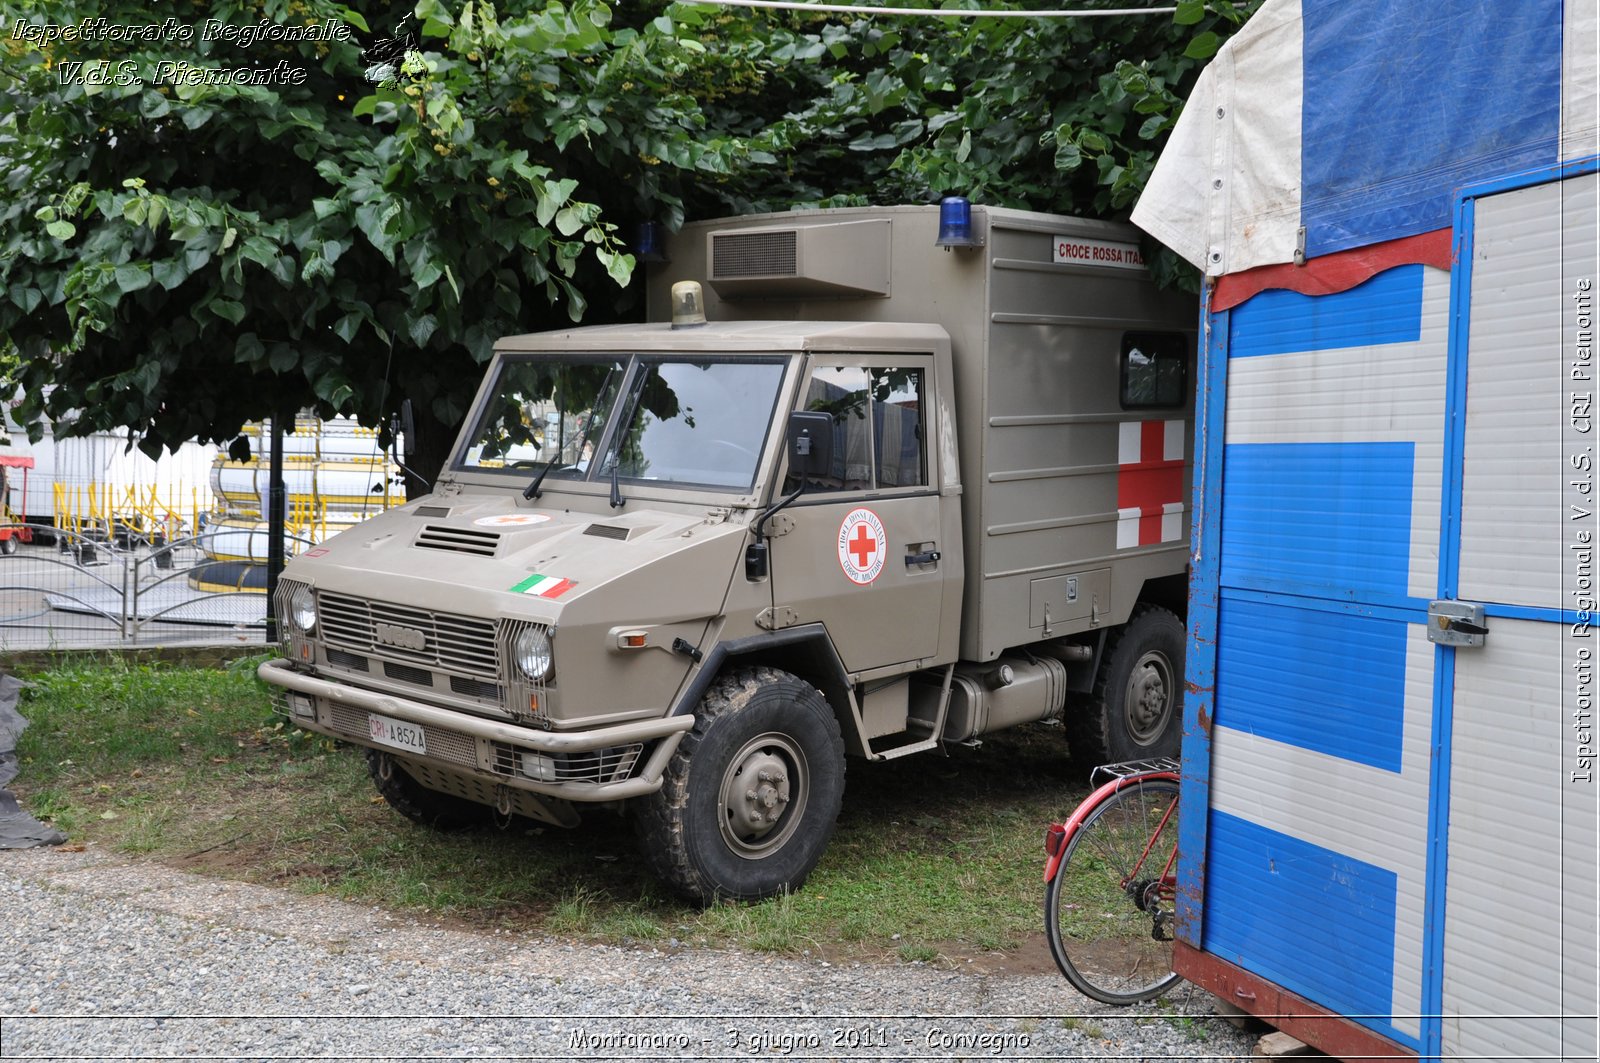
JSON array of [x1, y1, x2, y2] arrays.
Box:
[[53, 483, 210, 541]]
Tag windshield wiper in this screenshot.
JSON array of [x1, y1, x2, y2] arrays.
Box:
[[522, 456, 557, 501], [603, 368, 649, 510], [524, 367, 616, 500], [609, 457, 625, 509]]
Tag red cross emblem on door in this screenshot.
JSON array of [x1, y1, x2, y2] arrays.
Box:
[[1117, 419, 1187, 549], [837, 508, 887, 585]]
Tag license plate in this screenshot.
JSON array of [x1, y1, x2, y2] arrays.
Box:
[[368, 712, 427, 755]]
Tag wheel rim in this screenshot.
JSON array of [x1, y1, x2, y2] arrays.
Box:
[[1123, 649, 1174, 746], [1046, 780, 1182, 1004], [718, 731, 809, 860]]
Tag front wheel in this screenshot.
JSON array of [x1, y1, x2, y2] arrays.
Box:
[[1045, 778, 1182, 1005], [635, 667, 846, 903], [366, 749, 484, 831]]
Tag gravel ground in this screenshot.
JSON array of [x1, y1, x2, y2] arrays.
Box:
[[0, 846, 1260, 1061]]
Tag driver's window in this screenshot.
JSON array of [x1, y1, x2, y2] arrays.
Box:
[[785, 363, 926, 494]]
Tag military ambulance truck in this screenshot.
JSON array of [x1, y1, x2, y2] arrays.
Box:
[[259, 204, 1196, 901]]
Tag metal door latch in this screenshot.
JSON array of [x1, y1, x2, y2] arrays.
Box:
[[1428, 600, 1488, 647]]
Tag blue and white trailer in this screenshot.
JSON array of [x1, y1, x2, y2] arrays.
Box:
[[1132, 1, 1598, 1059]]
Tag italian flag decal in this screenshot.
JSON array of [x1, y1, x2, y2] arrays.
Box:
[[511, 573, 576, 598]]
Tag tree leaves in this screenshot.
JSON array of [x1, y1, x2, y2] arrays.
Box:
[[0, 0, 1255, 470], [113, 264, 151, 293], [1184, 32, 1222, 59], [209, 299, 245, 326], [408, 314, 438, 348]]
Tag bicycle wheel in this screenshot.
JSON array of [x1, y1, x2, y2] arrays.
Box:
[[1045, 778, 1182, 1004]]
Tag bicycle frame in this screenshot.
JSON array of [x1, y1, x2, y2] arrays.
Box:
[[1042, 760, 1180, 884]]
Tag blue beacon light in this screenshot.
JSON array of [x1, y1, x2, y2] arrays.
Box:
[[633, 220, 668, 263], [935, 195, 980, 249]]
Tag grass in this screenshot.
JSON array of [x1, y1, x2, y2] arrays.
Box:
[[8, 656, 1095, 967]]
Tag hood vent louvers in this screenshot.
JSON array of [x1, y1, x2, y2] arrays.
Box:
[[415, 525, 501, 557]]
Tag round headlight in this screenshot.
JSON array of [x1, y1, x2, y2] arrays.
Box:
[[288, 586, 317, 634], [513, 626, 553, 681]]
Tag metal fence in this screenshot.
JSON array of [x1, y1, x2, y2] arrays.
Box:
[[0, 522, 303, 651]]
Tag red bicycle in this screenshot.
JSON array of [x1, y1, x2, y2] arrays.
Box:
[[1043, 757, 1182, 1004]]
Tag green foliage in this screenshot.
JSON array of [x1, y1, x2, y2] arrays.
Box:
[[14, 653, 276, 778], [716, 0, 1259, 288], [0, 0, 1256, 463], [0, 0, 770, 463]]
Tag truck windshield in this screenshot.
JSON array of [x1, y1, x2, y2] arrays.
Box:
[[457, 355, 786, 493], [458, 357, 626, 479]]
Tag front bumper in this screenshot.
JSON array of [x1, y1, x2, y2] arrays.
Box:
[[258, 658, 692, 803]]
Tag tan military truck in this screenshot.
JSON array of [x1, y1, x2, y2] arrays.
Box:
[[260, 204, 1196, 902]]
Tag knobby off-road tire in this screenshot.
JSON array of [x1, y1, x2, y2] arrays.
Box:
[[366, 749, 484, 831], [634, 666, 846, 904], [1066, 605, 1185, 765]]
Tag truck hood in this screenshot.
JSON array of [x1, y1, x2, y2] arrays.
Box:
[[280, 495, 749, 626]]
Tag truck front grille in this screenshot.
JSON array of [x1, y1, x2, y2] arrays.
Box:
[[450, 676, 502, 700], [383, 662, 433, 686], [326, 648, 369, 672], [318, 592, 499, 677]]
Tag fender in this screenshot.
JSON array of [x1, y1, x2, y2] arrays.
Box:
[[1043, 769, 1180, 883], [669, 623, 852, 720]]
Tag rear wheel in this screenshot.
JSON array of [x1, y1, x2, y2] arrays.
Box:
[[635, 666, 846, 903], [366, 749, 484, 830], [1067, 605, 1184, 764], [0, 535, 15, 556], [1045, 778, 1182, 1004]]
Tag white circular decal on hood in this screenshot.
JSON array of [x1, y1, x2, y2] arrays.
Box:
[[837, 508, 887, 585], [474, 513, 552, 527]]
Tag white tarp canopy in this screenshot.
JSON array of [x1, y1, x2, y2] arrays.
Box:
[[1133, 0, 1599, 278]]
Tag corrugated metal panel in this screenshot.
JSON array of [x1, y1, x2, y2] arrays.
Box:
[[1224, 265, 1450, 601], [1228, 264, 1424, 357], [1215, 596, 1406, 771], [1441, 171, 1599, 1062], [1206, 261, 1449, 1047], [1203, 809, 1401, 1034], [1457, 174, 1599, 608], [1442, 618, 1598, 1061], [1220, 442, 1413, 602], [1209, 622, 1435, 1040]]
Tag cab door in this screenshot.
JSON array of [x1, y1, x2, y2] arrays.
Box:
[[770, 355, 947, 671]]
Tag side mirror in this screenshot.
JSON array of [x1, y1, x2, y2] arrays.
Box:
[[399, 399, 418, 459], [786, 411, 834, 481]]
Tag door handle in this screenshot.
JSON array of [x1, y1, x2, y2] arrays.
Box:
[[905, 549, 941, 567]]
